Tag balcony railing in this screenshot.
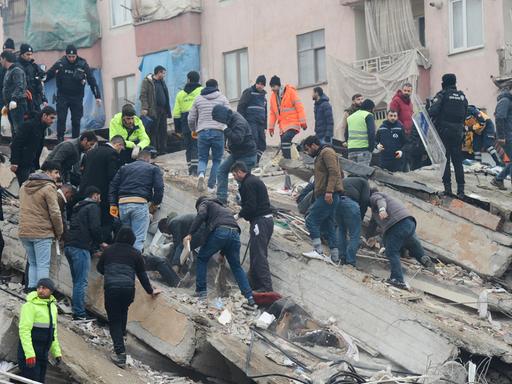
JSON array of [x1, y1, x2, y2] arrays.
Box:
[[352, 50, 414, 73]]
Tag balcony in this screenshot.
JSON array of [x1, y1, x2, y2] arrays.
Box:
[[352, 48, 430, 73]]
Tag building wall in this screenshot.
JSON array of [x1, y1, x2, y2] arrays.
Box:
[[425, 0, 504, 112]]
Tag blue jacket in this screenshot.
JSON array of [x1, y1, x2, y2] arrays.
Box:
[[237, 85, 267, 126], [496, 90, 512, 142], [109, 160, 164, 205], [375, 120, 406, 161], [314, 95, 334, 140]]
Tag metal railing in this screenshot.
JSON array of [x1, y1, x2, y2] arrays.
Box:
[[352, 49, 414, 73]]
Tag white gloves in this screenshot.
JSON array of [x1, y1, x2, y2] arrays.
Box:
[[131, 145, 141, 159], [376, 143, 384, 152], [8, 101, 17, 110], [395, 150, 403, 159]]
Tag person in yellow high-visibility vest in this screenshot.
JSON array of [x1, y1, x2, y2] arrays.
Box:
[[346, 99, 376, 166]]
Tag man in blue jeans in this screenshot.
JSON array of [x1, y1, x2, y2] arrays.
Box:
[[185, 196, 256, 307], [65, 186, 105, 320], [212, 105, 257, 203], [368, 189, 436, 290], [188, 79, 229, 193], [302, 136, 344, 260], [334, 196, 362, 266], [109, 150, 164, 251]]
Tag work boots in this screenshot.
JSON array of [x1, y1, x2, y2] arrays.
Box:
[[456, 184, 465, 200], [491, 178, 507, 190], [443, 183, 452, 196], [420, 256, 437, 274], [110, 352, 126, 369]]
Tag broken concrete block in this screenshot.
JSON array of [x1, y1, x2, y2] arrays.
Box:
[[218, 309, 232, 325], [255, 312, 276, 329]]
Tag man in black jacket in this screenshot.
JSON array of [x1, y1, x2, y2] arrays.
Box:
[[212, 104, 257, 203], [428, 74, 468, 198], [375, 110, 406, 172], [46, 44, 101, 141], [313, 87, 334, 144], [185, 197, 255, 306], [80, 135, 125, 238], [64, 186, 104, 320], [237, 75, 267, 165], [10, 106, 57, 186], [0, 152, 5, 271], [109, 150, 164, 251], [231, 162, 274, 292], [1, 50, 27, 136], [17, 43, 47, 112], [0, 38, 15, 110]]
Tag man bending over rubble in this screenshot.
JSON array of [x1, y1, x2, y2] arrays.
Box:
[[368, 189, 436, 289], [185, 196, 256, 307]]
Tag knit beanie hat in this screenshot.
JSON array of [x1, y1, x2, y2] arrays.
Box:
[[187, 71, 200, 83], [122, 104, 136, 117], [19, 43, 33, 55], [37, 278, 56, 292], [256, 75, 266, 86], [66, 44, 77, 55], [269, 75, 281, 87], [3, 38, 14, 50]]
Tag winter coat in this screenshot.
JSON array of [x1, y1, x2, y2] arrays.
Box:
[[238, 173, 273, 222], [18, 57, 46, 106], [79, 143, 122, 202], [313, 145, 344, 198], [237, 85, 267, 126], [65, 199, 103, 251], [188, 87, 230, 133], [109, 113, 150, 149], [19, 173, 63, 239], [314, 94, 334, 140], [45, 56, 100, 99], [212, 105, 257, 158], [162, 214, 207, 252], [173, 83, 202, 134], [19, 291, 61, 360], [189, 198, 240, 236], [389, 90, 414, 135], [428, 86, 468, 142], [369, 192, 414, 235], [97, 242, 153, 294], [109, 159, 164, 205], [10, 112, 47, 168], [269, 85, 306, 135], [375, 120, 406, 162], [2, 63, 27, 104], [495, 89, 512, 143], [45, 138, 82, 176], [343, 176, 370, 219], [140, 74, 171, 119]]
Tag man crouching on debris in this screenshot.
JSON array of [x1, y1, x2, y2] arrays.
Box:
[[368, 189, 436, 289], [184, 196, 256, 307], [18, 278, 62, 383], [302, 135, 344, 261]]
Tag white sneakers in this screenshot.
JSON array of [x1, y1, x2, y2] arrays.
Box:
[[302, 250, 325, 259]]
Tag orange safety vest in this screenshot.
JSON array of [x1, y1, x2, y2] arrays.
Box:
[[268, 85, 306, 135]]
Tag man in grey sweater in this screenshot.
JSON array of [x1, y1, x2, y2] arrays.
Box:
[[368, 189, 435, 289]]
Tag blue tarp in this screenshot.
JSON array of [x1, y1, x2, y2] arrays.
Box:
[[44, 69, 106, 134], [137, 44, 201, 113]]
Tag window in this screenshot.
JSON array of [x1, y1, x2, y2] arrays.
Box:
[[113, 75, 135, 113], [416, 16, 426, 47], [449, 0, 483, 53], [297, 29, 326, 87], [224, 49, 249, 100], [111, 0, 132, 27]]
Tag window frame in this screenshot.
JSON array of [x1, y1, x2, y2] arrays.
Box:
[[297, 29, 326, 88], [223, 48, 249, 101], [448, 0, 484, 54], [110, 0, 132, 29], [113, 74, 136, 113]]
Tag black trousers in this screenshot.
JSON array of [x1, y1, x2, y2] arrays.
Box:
[[183, 131, 198, 175], [151, 107, 168, 153], [248, 216, 274, 292], [144, 255, 181, 287], [105, 287, 135, 354], [0, 229, 4, 269], [15, 166, 33, 187], [249, 121, 267, 164], [56, 95, 83, 139], [17, 341, 49, 383], [442, 137, 465, 191]]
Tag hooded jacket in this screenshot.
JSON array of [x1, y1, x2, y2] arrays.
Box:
[[19, 173, 63, 239], [269, 85, 306, 135], [314, 94, 334, 140], [313, 145, 344, 198], [173, 83, 203, 133], [19, 291, 61, 360], [212, 105, 257, 157], [188, 87, 230, 133], [109, 113, 150, 149], [140, 74, 171, 119], [375, 119, 406, 161], [495, 89, 512, 142], [389, 90, 414, 135], [2, 63, 27, 104], [65, 198, 103, 251], [369, 192, 414, 235]]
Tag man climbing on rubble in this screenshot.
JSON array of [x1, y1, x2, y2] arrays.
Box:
[[302, 135, 344, 262], [109, 103, 151, 164], [334, 194, 362, 267], [491, 87, 512, 190], [109, 149, 164, 251], [65, 186, 106, 321], [428, 73, 468, 198], [19, 161, 63, 291], [18, 278, 62, 383], [465, 105, 501, 166], [212, 104, 257, 203], [313, 86, 334, 145], [97, 227, 161, 368], [184, 196, 256, 307], [173, 71, 202, 175], [231, 161, 274, 292], [268, 75, 307, 159], [346, 99, 376, 166], [238, 75, 267, 166], [368, 188, 436, 290], [375, 109, 406, 172], [9, 106, 57, 186]]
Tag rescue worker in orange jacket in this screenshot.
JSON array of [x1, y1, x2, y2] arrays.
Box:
[[268, 76, 307, 159]]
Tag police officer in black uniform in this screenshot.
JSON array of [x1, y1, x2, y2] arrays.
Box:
[[237, 75, 267, 166], [46, 44, 101, 142], [428, 73, 468, 198], [18, 44, 47, 112]]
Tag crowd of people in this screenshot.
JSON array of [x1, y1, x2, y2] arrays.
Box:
[[1, 35, 512, 383]]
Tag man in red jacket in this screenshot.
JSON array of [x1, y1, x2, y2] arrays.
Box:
[[390, 83, 414, 170]]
